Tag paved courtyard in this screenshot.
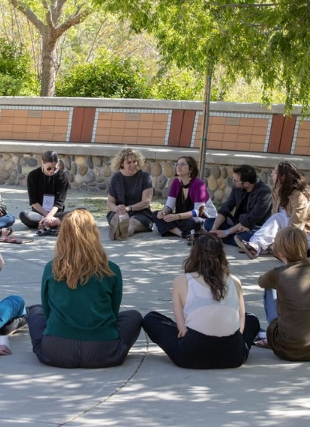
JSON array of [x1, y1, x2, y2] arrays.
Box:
[[1, 186, 310, 427]]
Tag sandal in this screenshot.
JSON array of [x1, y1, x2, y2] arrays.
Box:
[[234, 235, 260, 259], [254, 338, 270, 348], [0, 227, 13, 237], [186, 234, 194, 246], [0, 237, 23, 244], [37, 227, 59, 237], [185, 230, 196, 246]]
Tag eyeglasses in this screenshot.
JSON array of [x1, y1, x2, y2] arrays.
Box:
[[46, 166, 58, 171], [175, 162, 188, 167]]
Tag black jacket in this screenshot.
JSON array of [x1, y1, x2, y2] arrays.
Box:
[[218, 180, 272, 228], [27, 167, 69, 213]]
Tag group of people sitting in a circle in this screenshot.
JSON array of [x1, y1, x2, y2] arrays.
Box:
[[1, 148, 310, 369]]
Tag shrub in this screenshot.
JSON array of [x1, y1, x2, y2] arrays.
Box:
[[0, 38, 38, 96], [56, 56, 151, 98]]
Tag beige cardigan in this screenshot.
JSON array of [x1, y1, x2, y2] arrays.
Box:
[[272, 189, 310, 234]]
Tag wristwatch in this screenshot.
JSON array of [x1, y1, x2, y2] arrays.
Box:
[[225, 229, 231, 236]]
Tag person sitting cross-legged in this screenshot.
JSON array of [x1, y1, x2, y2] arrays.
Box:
[[142, 232, 260, 369], [258, 227, 310, 360], [235, 161, 310, 259], [153, 156, 217, 244], [27, 209, 142, 368], [0, 253, 28, 356], [204, 164, 272, 246]]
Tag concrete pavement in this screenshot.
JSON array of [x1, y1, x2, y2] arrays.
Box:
[[1, 186, 310, 427]]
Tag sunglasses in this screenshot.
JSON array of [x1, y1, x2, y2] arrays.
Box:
[[46, 166, 58, 171]]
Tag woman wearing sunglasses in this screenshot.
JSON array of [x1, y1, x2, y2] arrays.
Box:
[[142, 232, 260, 369], [19, 150, 69, 233]]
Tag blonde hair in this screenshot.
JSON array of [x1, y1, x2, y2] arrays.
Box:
[[52, 209, 114, 289], [111, 148, 145, 171], [273, 227, 308, 262]]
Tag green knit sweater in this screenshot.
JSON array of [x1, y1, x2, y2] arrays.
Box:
[[41, 260, 122, 341]]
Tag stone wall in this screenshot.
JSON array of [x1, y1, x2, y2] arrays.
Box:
[[1, 144, 309, 205], [0, 150, 281, 206]]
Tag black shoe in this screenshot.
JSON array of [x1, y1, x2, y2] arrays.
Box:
[[26, 304, 42, 314], [0, 316, 28, 335], [37, 227, 59, 236]]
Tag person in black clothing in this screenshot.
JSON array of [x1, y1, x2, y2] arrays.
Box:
[[19, 151, 69, 230], [204, 165, 272, 246]]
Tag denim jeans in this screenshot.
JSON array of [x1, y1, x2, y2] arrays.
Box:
[[204, 218, 260, 246], [0, 214, 15, 229], [0, 295, 26, 329], [263, 289, 278, 323]]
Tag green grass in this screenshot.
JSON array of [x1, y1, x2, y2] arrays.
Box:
[[66, 196, 166, 218]]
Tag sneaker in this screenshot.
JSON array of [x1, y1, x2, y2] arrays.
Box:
[[234, 235, 260, 259], [0, 316, 28, 336]]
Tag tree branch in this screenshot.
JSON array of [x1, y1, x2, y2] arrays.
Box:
[[54, 9, 92, 38], [8, 0, 45, 33]]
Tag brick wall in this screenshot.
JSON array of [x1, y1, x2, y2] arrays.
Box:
[[0, 98, 309, 155]]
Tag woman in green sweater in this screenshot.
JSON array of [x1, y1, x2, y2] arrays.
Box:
[[27, 209, 142, 368]]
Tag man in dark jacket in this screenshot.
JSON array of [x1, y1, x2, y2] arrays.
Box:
[[204, 165, 272, 246]]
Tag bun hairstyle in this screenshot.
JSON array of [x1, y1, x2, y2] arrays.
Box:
[[183, 231, 229, 301], [42, 150, 58, 163]]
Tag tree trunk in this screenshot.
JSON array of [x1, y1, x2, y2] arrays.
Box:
[[40, 35, 58, 97], [199, 71, 212, 180]]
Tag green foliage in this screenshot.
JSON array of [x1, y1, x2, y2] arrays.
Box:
[[0, 37, 38, 95], [150, 67, 204, 100], [95, 0, 310, 112], [56, 56, 151, 98]]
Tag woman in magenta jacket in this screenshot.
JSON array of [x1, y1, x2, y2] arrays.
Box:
[[152, 156, 216, 241]]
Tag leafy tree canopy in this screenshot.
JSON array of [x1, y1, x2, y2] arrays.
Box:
[[93, 0, 310, 112]]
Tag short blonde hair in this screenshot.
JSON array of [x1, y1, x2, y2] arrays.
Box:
[[111, 148, 145, 171], [273, 227, 308, 262], [52, 209, 114, 289]]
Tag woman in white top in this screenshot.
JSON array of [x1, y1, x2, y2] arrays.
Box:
[[142, 231, 260, 369]]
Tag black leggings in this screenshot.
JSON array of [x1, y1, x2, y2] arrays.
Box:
[[142, 311, 260, 369], [19, 210, 66, 229], [28, 305, 142, 368], [152, 211, 205, 236]]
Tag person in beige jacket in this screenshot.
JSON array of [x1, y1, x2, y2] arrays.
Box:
[[235, 161, 310, 259]]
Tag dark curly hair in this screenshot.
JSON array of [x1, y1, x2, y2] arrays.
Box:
[[274, 161, 310, 207], [183, 231, 229, 301]]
